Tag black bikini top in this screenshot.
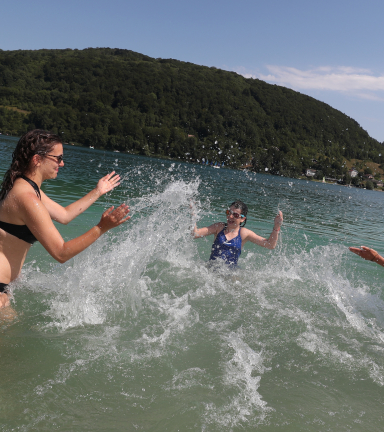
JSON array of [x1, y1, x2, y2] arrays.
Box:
[[21, 174, 41, 200], [0, 175, 41, 244]]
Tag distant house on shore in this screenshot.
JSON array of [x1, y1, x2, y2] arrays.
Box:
[[363, 174, 374, 180], [348, 168, 359, 178], [305, 168, 317, 177], [375, 180, 383, 187]]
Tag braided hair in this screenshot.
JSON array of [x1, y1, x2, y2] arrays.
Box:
[[230, 200, 248, 227], [0, 129, 62, 200]]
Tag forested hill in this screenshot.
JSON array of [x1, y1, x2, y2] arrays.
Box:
[[0, 47, 383, 177]]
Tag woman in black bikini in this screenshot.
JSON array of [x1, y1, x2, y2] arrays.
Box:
[[0, 129, 130, 308]]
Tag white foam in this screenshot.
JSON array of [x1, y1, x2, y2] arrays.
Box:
[[202, 330, 272, 429]]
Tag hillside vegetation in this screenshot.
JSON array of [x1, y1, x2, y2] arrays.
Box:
[[0, 48, 383, 179]]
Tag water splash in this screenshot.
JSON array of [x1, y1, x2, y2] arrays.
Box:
[[22, 179, 200, 330], [5, 165, 384, 431]]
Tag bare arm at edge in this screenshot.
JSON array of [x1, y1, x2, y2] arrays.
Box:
[[349, 246, 384, 267]]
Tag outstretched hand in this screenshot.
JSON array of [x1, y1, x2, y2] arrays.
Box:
[[96, 172, 121, 196], [274, 210, 283, 228], [97, 204, 130, 233], [349, 246, 378, 261]]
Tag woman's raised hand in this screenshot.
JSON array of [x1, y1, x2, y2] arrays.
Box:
[[97, 204, 130, 233], [96, 172, 121, 196]]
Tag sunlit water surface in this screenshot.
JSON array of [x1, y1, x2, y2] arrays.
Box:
[[1, 136, 384, 431]]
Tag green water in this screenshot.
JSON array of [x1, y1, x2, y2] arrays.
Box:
[[1, 135, 384, 431]]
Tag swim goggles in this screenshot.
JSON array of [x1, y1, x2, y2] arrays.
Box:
[[226, 209, 244, 219]]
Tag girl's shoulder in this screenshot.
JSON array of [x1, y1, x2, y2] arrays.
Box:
[[240, 226, 254, 239], [213, 222, 226, 234]]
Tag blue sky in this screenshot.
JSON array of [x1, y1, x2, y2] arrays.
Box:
[[2, 0, 384, 142]]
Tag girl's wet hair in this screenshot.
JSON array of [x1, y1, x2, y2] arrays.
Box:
[[0, 129, 62, 200], [230, 200, 248, 227]]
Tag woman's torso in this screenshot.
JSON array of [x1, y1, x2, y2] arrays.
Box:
[[0, 177, 39, 283]]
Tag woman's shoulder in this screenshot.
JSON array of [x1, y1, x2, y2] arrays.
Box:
[[0, 182, 39, 224], [5, 180, 42, 215], [10, 179, 39, 200]]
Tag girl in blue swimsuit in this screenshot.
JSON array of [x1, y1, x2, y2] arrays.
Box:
[[193, 200, 283, 267], [0, 129, 130, 308]]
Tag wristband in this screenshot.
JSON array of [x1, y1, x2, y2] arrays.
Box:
[[370, 251, 379, 261], [273, 227, 280, 232]]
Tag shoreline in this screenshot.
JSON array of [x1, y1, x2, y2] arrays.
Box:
[[64, 142, 384, 191]]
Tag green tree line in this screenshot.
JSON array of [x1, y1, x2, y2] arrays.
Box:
[[0, 47, 383, 178]]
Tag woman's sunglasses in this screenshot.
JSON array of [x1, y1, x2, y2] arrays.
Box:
[[226, 209, 244, 219], [46, 154, 64, 163]]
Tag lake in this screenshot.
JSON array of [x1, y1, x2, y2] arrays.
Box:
[[1, 135, 384, 431]]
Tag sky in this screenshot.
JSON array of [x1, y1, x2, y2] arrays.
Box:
[[2, 0, 384, 142]]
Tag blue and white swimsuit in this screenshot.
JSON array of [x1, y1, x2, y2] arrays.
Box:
[[209, 226, 242, 266]]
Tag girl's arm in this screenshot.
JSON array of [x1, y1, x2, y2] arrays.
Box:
[[21, 194, 130, 263], [190, 202, 223, 239], [193, 223, 223, 239], [349, 246, 384, 267], [243, 211, 283, 250], [41, 172, 121, 224]]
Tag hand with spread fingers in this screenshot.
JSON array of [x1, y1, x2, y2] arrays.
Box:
[[97, 204, 130, 233], [349, 246, 384, 267], [96, 171, 121, 196]]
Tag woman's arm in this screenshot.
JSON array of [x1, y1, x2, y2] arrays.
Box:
[[243, 211, 283, 250], [349, 246, 384, 267], [41, 172, 121, 224], [21, 194, 130, 263]]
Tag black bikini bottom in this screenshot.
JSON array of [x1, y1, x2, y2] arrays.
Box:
[[0, 283, 9, 294]]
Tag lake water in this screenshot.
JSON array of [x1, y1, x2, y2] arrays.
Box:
[[1, 135, 384, 431]]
